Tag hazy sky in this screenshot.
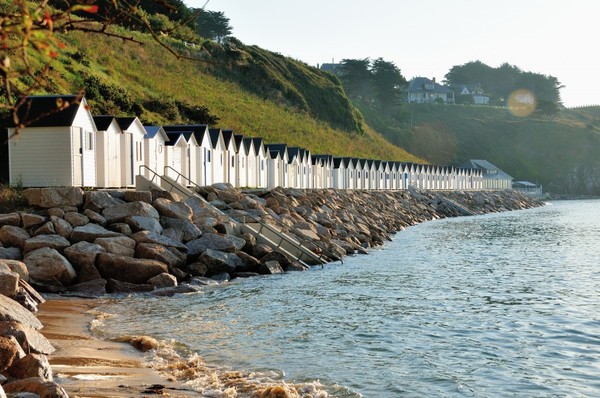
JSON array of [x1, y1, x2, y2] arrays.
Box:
[[184, 0, 599, 107]]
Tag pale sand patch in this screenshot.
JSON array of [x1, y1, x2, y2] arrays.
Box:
[[38, 297, 197, 397]]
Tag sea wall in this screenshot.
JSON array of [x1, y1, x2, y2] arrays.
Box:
[[0, 186, 542, 396]]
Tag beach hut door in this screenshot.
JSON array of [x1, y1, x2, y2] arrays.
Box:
[[73, 127, 83, 186]]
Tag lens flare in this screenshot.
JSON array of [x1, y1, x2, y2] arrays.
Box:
[[507, 89, 536, 117]]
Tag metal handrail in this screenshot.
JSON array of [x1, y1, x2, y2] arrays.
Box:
[[162, 166, 342, 265], [139, 165, 193, 199]]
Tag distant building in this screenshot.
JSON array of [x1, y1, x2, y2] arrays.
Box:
[[455, 84, 490, 105], [406, 77, 455, 104], [459, 159, 513, 190], [513, 180, 543, 197]]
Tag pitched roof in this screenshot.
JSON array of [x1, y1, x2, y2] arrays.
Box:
[[221, 129, 235, 148], [163, 124, 208, 144], [143, 126, 165, 139], [14, 95, 82, 127], [165, 131, 192, 146], [93, 115, 117, 131], [208, 129, 222, 149], [242, 137, 253, 155], [116, 116, 137, 130], [458, 159, 513, 180], [407, 77, 454, 94]]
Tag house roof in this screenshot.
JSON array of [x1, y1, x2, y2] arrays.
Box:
[[265, 144, 288, 156], [221, 129, 236, 148], [13, 95, 83, 127], [93, 115, 116, 131], [459, 159, 513, 180], [208, 129, 222, 149], [165, 131, 192, 146], [234, 134, 246, 154], [163, 124, 208, 144], [143, 126, 166, 139], [407, 77, 454, 94], [242, 137, 254, 156], [116, 116, 137, 130]]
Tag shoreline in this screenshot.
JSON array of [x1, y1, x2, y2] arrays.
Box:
[[37, 297, 198, 397]]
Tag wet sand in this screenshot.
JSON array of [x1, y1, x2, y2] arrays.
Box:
[[38, 297, 197, 397]]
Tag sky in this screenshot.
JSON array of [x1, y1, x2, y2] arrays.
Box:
[[183, 0, 600, 107]]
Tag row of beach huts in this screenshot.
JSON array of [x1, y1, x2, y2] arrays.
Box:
[[2, 95, 486, 191]]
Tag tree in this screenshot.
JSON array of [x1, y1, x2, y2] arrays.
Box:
[[370, 58, 407, 114], [339, 58, 372, 99], [195, 10, 231, 42], [0, 0, 204, 134]]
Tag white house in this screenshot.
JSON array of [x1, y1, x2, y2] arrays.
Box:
[[142, 125, 168, 181], [8, 95, 97, 187], [313, 154, 333, 189], [94, 115, 122, 188], [164, 131, 191, 182], [265, 144, 288, 188], [242, 137, 256, 188], [116, 117, 146, 187], [252, 137, 268, 188], [406, 77, 455, 104], [163, 125, 212, 187], [221, 130, 238, 187], [209, 129, 226, 184], [234, 134, 248, 188]]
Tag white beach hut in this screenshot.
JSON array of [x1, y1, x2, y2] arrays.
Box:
[[143, 125, 168, 180], [116, 117, 146, 187], [8, 95, 97, 187], [94, 115, 122, 188]]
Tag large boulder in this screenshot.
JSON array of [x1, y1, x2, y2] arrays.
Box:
[[0, 247, 22, 260], [2, 377, 68, 397], [23, 235, 70, 254], [259, 260, 284, 275], [22, 187, 84, 208], [67, 279, 107, 296], [0, 321, 55, 355], [33, 221, 55, 236], [130, 231, 187, 252], [7, 353, 53, 381], [106, 278, 154, 294], [123, 191, 152, 204], [50, 215, 73, 238], [0, 264, 19, 297], [0, 213, 21, 227], [94, 236, 136, 257], [147, 273, 177, 288], [197, 249, 243, 276], [84, 191, 125, 213], [83, 209, 106, 225], [0, 259, 29, 281], [160, 217, 201, 242], [153, 198, 193, 220], [20, 213, 46, 229], [24, 247, 77, 286], [126, 216, 163, 234], [64, 211, 89, 227], [185, 233, 246, 261], [135, 243, 186, 269], [70, 223, 121, 243], [184, 196, 207, 218], [0, 295, 43, 329], [64, 241, 105, 269], [96, 253, 168, 284], [103, 201, 159, 224], [0, 335, 24, 372], [0, 225, 30, 249]]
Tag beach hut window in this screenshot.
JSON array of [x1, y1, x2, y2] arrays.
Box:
[[158, 144, 163, 154]]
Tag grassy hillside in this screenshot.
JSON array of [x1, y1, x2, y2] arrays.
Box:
[[33, 26, 421, 163], [393, 104, 600, 194]]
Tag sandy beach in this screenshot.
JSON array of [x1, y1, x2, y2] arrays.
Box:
[[37, 297, 198, 398]]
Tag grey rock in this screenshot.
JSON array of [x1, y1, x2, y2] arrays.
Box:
[[63, 241, 105, 270], [232, 272, 260, 279], [0, 265, 19, 297], [162, 228, 184, 243], [123, 190, 152, 203], [83, 208, 106, 225], [151, 189, 182, 202], [24, 248, 77, 286], [0, 321, 55, 355], [2, 377, 69, 397], [187, 262, 207, 277], [153, 198, 193, 220], [50, 215, 73, 238], [70, 224, 121, 243], [160, 217, 201, 242], [285, 261, 310, 272], [126, 216, 163, 234], [0, 225, 30, 249], [64, 211, 89, 227], [184, 196, 207, 218], [46, 208, 65, 218], [108, 222, 132, 236], [22, 187, 84, 208], [260, 250, 292, 268], [0, 295, 43, 330], [235, 251, 261, 273], [185, 233, 246, 261], [0, 247, 21, 261], [189, 277, 219, 286], [84, 191, 125, 212], [151, 284, 197, 297], [94, 236, 136, 257], [33, 221, 55, 236], [96, 253, 168, 284], [210, 272, 230, 282], [23, 235, 70, 254], [147, 273, 177, 288], [198, 249, 243, 276], [135, 243, 186, 269], [0, 213, 21, 228], [106, 278, 154, 293], [0, 260, 28, 281], [251, 243, 273, 259], [20, 213, 45, 229], [67, 279, 107, 296], [102, 201, 159, 224], [130, 230, 188, 252]]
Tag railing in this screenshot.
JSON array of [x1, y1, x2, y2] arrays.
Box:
[[139, 165, 193, 199], [162, 166, 342, 265]]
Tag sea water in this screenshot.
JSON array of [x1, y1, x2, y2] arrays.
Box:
[[93, 200, 600, 397]]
